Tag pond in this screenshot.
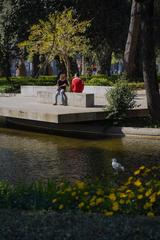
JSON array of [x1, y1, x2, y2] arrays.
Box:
[[0, 127, 160, 185]]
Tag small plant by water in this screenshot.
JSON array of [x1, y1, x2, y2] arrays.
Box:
[[105, 80, 136, 121]]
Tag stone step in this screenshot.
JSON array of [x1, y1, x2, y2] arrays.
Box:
[[37, 91, 94, 108]]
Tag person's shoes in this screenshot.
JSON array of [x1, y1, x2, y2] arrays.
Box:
[[53, 103, 57, 105]]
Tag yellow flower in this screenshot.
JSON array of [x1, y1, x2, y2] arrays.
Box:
[[144, 169, 151, 174], [157, 191, 160, 196], [134, 179, 142, 187], [143, 202, 152, 209], [134, 170, 140, 175], [96, 198, 104, 205], [59, 204, 64, 210], [90, 196, 96, 202], [119, 193, 127, 198], [139, 166, 145, 170], [108, 193, 116, 201], [78, 202, 85, 209], [145, 189, 152, 197], [96, 189, 104, 196], [104, 211, 114, 217], [126, 189, 131, 193], [52, 198, 57, 203], [75, 181, 85, 190], [71, 192, 76, 197], [112, 202, 119, 212], [147, 212, 155, 217], [149, 193, 156, 203], [127, 191, 135, 199], [137, 194, 143, 200]]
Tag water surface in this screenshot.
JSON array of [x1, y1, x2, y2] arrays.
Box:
[[0, 128, 160, 184]]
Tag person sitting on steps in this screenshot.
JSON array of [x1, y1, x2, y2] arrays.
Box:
[[70, 73, 84, 93], [53, 73, 69, 105]]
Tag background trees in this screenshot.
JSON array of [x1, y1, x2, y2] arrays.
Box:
[[19, 9, 90, 78]]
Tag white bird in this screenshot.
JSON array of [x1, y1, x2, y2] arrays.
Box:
[[112, 158, 124, 172]]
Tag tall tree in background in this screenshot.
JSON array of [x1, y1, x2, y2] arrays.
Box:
[[0, 0, 61, 77], [71, 0, 130, 74], [125, 0, 160, 120], [0, 0, 17, 78], [19, 9, 90, 78], [124, 0, 141, 81], [140, 0, 160, 120]]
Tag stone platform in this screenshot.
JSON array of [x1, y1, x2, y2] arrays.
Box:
[[0, 95, 105, 123], [0, 87, 148, 125]]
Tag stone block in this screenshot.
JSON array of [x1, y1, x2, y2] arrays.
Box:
[[37, 91, 94, 107]]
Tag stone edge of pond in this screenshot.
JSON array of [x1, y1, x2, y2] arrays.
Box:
[[105, 127, 160, 139], [2, 117, 160, 139]]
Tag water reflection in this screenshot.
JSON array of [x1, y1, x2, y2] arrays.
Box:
[[0, 128, 160, 184]]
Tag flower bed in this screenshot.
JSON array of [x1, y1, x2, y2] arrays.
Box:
[[0, 165, 160, 217]]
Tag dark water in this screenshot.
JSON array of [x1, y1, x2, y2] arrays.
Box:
[[0, 127, 160, 184]]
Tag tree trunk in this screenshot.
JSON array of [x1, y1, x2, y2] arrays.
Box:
[[32, 54, 40, 78], [140, 0, 160, 121], [124, 0, 141, 81], [81, 55, 86, 75], [70, 57, 79, 76], [63, 55, 71, 80], [98, 49, 112, 76], [17, 58, 27, 76]]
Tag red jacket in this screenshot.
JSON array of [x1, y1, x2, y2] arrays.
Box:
[[71, 77, 84, 93]]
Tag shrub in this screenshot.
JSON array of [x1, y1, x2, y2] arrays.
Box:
[[128, 82, 144, 90], [0, 76, 57, 93], [86, 78, 113, 86], [105, 80, 136, 120]]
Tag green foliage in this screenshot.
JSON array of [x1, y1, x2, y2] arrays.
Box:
[[128, 82, 144, 90], [82, 74, 118, 86], [0, 76, 57, 93], [86, 78, 113, 86], [19, 8, 91, 77], [105, 80, 136, 120]]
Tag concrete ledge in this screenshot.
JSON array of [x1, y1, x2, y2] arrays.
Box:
[[37, 91, 94, 107], [21, 86, 57, 97], [105, 126, 160, 139], [21, 85, 111, 106], [4, 117, 160, 139]]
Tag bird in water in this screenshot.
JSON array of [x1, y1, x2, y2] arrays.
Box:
[[112, 158, 124, 172]]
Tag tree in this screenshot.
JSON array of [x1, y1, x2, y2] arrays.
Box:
[[125, 0, 160, 121], [140, 0, 160, 120], [0, 0, 18, 78], [19, 8, 91, 78], [71, 0, 130, 74], [124, 0, 141, 81]]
